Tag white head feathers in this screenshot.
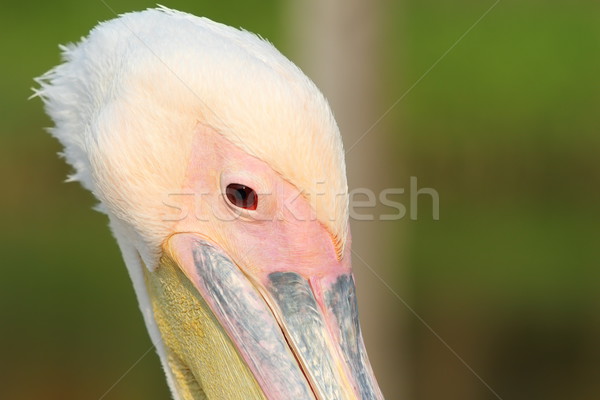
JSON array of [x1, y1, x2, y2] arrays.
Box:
[[35, 6, 349, 264]]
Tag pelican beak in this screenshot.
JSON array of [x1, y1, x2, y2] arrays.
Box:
[[143, 233, 383, 400]]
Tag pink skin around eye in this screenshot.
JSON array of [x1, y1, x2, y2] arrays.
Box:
[[172, 123, 351, 281]]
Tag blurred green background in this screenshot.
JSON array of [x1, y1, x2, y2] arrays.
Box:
[[1, 1, 598, 399]]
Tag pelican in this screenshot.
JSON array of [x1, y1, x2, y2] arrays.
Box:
[[36, 7, 383, 400]]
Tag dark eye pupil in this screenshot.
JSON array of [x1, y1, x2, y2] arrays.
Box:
[[225, 183, 258, 210]]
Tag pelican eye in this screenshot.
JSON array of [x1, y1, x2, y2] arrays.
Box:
[[225, 183, 258, 210]]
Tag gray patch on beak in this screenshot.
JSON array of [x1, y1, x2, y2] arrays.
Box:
[[190, 240, 315, 399], [268, 272, 350, 400], [325, 275, 383, 399]]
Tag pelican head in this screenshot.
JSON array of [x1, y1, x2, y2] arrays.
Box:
[[36, 7, 383, 400]]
